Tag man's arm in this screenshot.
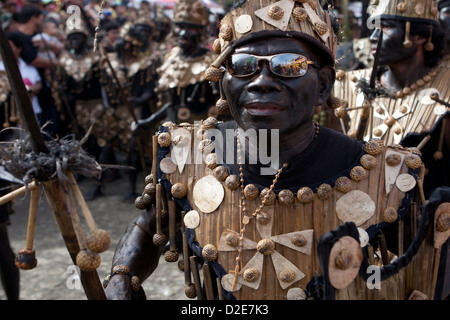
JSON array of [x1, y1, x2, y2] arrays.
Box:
[[104, 205, 165, 300], [28, 56, 57, 69]]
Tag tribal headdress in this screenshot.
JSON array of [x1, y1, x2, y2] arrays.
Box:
[[205, 0, 339, 83], [368, 0, 439, 50], [172, 0, 210, 26]]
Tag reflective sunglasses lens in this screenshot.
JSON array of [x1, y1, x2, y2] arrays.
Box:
[[229, 54, 258, 76], [270, 54, 308, 77]]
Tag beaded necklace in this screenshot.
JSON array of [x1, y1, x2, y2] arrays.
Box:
[[229, 121, 320, 290], [383, 67, 439, 99]]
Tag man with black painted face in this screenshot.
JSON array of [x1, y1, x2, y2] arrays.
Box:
[[104, 0, 450, 301], [334, 0, 450, 199], [147, 0, 220, 124]]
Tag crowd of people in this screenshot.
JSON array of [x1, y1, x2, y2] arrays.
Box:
[[0, 0, 223, 201], [0, 0, 449, 301]]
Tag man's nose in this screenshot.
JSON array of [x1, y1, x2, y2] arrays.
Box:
[[369, 28, 380, 43], [247, 61, 282, 92]]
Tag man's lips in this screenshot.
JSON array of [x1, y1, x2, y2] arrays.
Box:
[[243, 103, 286, 116]]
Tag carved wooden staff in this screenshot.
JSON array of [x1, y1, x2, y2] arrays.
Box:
[[0, 25, 105, 300]]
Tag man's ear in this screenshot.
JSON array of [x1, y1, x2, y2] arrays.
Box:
[[316, 66, 335, 106]]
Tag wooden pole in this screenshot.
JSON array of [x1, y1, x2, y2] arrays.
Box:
[[25, 186, 39, 250], [202, 263, 215, 300], [42, 178, 106, 300], [189, 256, 204, 300], [67, 172, 97, 233], [0, 181, 38, 206]]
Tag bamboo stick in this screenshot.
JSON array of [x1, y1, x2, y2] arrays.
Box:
[[181, 211, 192, 285], [168, 199, 177, 252], [42, 178, 106, 299], [25, 186, 39, 250], [67, 187, 87, 250], [378, 232, 390, 266], [152, 135, 158, 181], [189, 256, 204, 300], [67, 171, 97, 232], [202, 263, 215, 300], [216, 278, 224, 300], [0, 181, 38, 206]]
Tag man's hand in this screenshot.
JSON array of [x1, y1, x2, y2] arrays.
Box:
[[104, 274, 133, 300]]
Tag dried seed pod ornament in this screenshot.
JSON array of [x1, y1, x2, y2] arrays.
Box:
[[15, 249, 37, 270], [335, 176, 352, 193], [256, 212, 271, 225], [144, 173, 154, 185], [225, 174, 240, 190], [297, 186, 315, 204], [164, 249, 179, 262], [205, 66, 223, 82], [212, 38, 221, 54], [268, 5, 284, 20], [215, 98, 230, 114], [213, 165, 229, 181], [436, 211, 450, 232], [279, 269, 296, 282], [201, 117, 217, 130], [360, 154, 377, 170], [386, 153, 402, 166], [134, 195, 147, 210], [205, 153, 219, 169], [144, 183, 156, 196], [198, 139, 215, 154], [278, 189, 295, 205], [260, 188, 276, 205], [219, 24, 233, 41], [257, 239, 275, 255], [76, 249, 101, 271], [314, 21, 328, 35], [293, 7, 308, 21], [202, 244, 218, 261], [404, 153, 422, 170], [243, 268, 261, 282], [317, 183, 333, 200], [171, 182, 187, 198], [225, 233, 240, 247], [383, 206, 398, 223], [86, 229, 111, 253], [244, 184, 259, 200], [157, 132, 172, 147], [350, 166, 367, 182], [185, 283, 197, 298], [364, 139, 383, 156], [153, 233, 168, 247], [291, 234, 307, 247], [335, 249, 352, 270]]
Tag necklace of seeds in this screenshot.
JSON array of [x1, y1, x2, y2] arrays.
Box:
[[230, 131, 288, 290], [229, 122, 320, 290]]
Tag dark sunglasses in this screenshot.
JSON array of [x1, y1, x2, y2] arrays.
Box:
[[226, 53, 320, 78]]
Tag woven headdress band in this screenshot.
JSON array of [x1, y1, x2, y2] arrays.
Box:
[[205, 0, 338, 82], [368, 0, 439, 24]]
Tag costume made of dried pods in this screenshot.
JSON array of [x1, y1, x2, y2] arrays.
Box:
[[0, 70, 18, 129], [332, 0, 450, 199], [333, 57, 450, 146], [155, 47, 219, 122], [137, 121, 450, 300], [55, 48, 102, 137], [334, 56, 450, 196], [99, 48, 160, 148], [154, 0, 219, 123]]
